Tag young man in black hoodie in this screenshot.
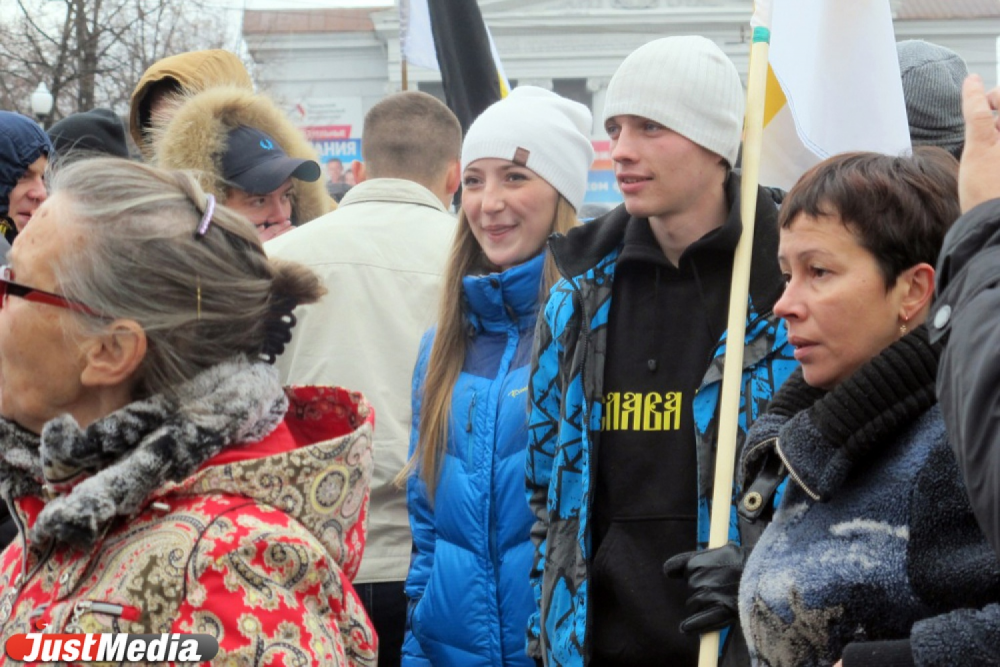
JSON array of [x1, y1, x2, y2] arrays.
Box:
[[525, 36, 797, 667]]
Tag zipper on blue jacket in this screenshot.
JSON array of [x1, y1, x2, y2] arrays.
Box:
[[465, 391, 477, 433]]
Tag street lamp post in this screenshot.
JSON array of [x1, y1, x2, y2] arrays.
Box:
[[30, 82, 54, 128]]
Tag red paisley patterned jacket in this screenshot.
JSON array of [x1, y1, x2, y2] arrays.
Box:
[[0, 386, 377, 666]]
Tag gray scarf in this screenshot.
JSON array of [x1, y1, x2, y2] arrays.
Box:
[[0, 356, 287, 547]]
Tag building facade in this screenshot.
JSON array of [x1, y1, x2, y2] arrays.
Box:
[[244, 0, 1000, 139], [243, 0, 998, 209]]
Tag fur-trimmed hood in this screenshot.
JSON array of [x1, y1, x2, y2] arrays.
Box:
[[129, 49, 253, 158], [154, 85, 335, 225]]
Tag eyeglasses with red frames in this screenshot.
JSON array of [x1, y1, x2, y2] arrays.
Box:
[[0, 265, 105, 318]]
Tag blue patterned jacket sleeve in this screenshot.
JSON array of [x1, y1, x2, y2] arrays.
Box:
[[524, 290, 564, 658]]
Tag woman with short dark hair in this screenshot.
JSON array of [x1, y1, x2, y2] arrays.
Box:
[[0, 157, 377, 665], [738, 147, 1000, 667]]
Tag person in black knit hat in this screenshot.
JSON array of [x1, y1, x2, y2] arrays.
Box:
[[734, 148, 1000, 667], [48, 108, 130, 161]]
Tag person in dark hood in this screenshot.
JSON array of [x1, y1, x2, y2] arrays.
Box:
[[525, 36, 796, 667], [0, 111, 52, 254]]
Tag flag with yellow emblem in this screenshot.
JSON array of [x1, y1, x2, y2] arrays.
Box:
[[753, 0, 912, 190]]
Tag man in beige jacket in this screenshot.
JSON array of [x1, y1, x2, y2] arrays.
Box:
[[266, 91, 461, 667]]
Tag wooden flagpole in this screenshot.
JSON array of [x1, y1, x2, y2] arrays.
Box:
[[697, 19, 771, 667]]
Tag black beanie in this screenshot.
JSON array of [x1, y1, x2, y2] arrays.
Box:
[[48, 108, 130, 160]]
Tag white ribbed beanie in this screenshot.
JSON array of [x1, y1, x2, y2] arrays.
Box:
[[461, 86, 595, 211], [603, 36, 745, 166]]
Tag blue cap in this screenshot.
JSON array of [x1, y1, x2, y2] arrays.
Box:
[[221, 125, 320, 194]]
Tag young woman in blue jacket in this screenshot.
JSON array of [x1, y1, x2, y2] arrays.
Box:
[[400, 87, 594, 666]]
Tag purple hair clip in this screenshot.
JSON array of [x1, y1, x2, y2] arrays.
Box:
[[195, 194, 216, 239]]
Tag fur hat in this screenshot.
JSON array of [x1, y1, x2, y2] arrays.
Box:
[[603, 36, 745, 166], [461, 86, 595, 211], [896, 40, 968, 158]]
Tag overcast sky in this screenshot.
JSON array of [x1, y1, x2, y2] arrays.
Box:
[[242, 0, 393, 8]]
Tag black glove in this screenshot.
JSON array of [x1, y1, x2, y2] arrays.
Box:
[[663, 543, 746, 635]]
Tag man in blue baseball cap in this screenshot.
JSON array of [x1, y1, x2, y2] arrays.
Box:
[[154, 86, 333, 241], [220, 126, 322, 240]]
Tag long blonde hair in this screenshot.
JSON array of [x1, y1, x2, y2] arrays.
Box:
[[401, 196, 579, 500]]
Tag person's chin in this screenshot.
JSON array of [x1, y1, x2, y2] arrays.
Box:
[[621, 194, 659, 220], [800, 364, 838, 391], [483, 245, 524, 272]]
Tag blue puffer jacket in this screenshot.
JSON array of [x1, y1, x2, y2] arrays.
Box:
[[525, 176, 798, 666], [403, 252, 544, 667]]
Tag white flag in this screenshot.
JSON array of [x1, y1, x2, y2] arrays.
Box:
[[399, 0, 438, 71], [753, 0, 911, 190], [399, 0, 509, 92]]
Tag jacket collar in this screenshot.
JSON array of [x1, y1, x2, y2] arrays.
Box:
[[168, 384, 374, 578], [338, 178, 448, 213], [931, 199, 1000, 343], [463, 252, 545, 333], [549, 171, 785, 316]]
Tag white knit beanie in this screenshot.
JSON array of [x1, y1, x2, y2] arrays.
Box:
[[603, 36, 745, 166], [461, 86, 595, 211]]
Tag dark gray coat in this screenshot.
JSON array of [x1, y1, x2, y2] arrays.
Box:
[[931, 198, 1000, 560]]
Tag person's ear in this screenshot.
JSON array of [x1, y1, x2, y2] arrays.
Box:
[[897, 262, 936, 322], [352, 160, 367, 184], [445, 159, 461, 196], [80, 319, 148, 390]]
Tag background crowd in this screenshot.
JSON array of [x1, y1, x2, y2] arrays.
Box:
[[0, 28, 998, 667]]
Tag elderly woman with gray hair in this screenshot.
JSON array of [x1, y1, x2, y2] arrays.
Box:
[[0, 157, 377, 665]]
